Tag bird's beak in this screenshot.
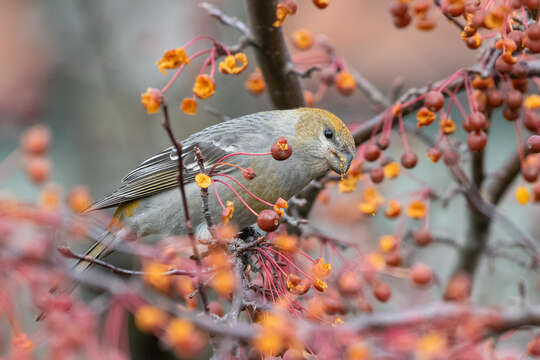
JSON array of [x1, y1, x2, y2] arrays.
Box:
[[329, 150, 354, 177]]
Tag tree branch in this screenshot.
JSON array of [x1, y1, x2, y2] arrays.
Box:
[[244, 0, 305, 109]]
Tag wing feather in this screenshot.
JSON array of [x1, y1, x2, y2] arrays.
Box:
[[86, 112, 279, 212]]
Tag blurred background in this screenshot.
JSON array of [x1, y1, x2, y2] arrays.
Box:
[[1, 0, 538, 356]]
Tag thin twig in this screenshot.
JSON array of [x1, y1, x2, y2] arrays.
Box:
[[57, 246, 197, 277], [161, 103, 209, 313], [194, 146, 215, 236]]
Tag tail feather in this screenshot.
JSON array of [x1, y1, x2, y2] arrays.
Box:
[[72, 231, 116, 273], [37, 231, 117, 321]]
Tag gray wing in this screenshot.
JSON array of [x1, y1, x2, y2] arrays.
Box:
[[86, 113, 276, 212]]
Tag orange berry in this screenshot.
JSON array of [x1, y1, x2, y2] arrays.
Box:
[[245, 69, 266, 95], [313, 0, 329, 9], [293, 29, 314, 50], [335, 71, 356, 96], [25, 156, 51, 184], [68, 186, 92, 213], [411, 263, 433, 285], [20, 125, 51, 156], [373, 282, 391, 302]]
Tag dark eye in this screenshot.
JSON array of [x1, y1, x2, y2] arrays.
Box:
[[324, 128, 334, 139]]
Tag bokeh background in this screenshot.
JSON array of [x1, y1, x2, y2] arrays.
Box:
[[1, 0, 538, 357]]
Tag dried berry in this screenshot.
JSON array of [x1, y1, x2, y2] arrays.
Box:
[[426, 147, 442, 162], [401, 152, 418, 169]]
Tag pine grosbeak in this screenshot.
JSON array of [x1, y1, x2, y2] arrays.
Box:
[[77, 108, 355, 270]]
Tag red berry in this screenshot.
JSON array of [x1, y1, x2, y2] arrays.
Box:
[[526, 38, 540, 53], [524, 0, 540, 9], [508, 30, 524, 50], [527, 135, 540, 152], [495, 56, 513, 73], [369, 167, 384, 184], [385, 251, 402, 267], [271, 137, 292, 161], [468, 112, 487, 130], [467, 131, 487, 151], [486, 88, 504, 108], [522, 165, 540, 182], [506, 90, 523, 109], [470, 9, 486, 28], [534, 183, 540, 202], [401, 152, 418, 169], [424, 91, 445, 112], [257, 210, 280, 232], [443, 148, 460, 166], [389, 0, 408, 16], [373, 282, 391, 302], [393, 13, 412, 28], [527, 23, 540, 40], [503, 106, 521, 121], [411, 263, 433, 285], [414, 229, 433, 246], [446, 3, 464, 16], [524, 111, 540, 132], [242, 167, 256, 180], [377, 137, 390, 150], [364, 144, 381, 162], [512, 62, 528, 78], [528, 336, 540, 356]]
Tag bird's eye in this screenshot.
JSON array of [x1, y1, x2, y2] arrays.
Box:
[[324, 128, 334, 139]]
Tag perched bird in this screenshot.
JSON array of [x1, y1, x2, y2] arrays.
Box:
[[77, 108, 355, 271]]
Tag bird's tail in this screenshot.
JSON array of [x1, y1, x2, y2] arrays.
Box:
[[72, 230, 116, 274], [37, 231, 117, 321]]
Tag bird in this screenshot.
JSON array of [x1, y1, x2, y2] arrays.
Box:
[[76, 108, 355, 272]]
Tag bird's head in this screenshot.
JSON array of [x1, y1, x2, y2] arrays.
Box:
[[291, 108, 356, 177]]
